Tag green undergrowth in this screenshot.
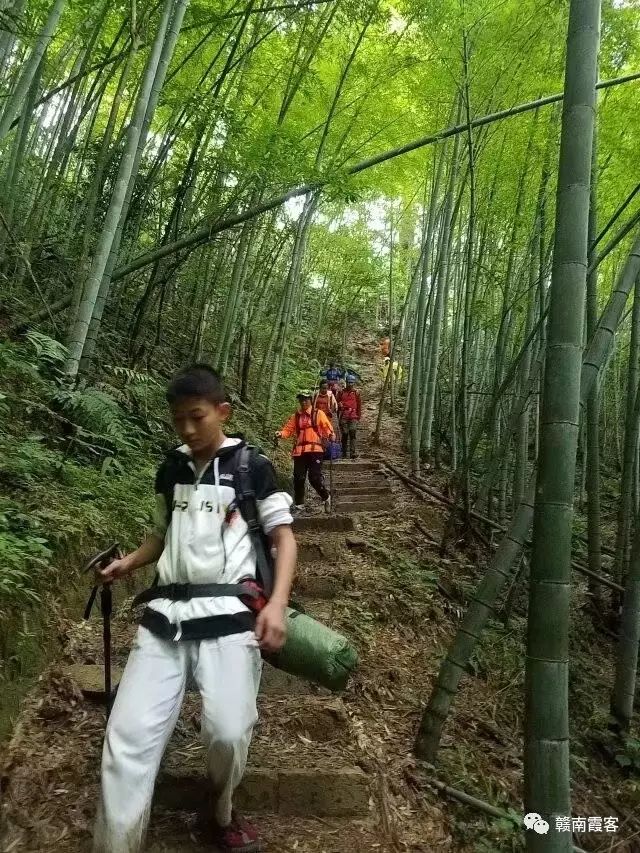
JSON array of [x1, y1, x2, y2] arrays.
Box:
[[361, 509, 640, 851], [0, 333, 291, 743], [440, 600, 640, 851]]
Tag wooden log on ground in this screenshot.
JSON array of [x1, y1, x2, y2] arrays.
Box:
[[427, 778, 587, 853], [385, 462, 624, 595]]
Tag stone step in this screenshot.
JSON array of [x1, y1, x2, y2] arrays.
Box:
[[260, 663, 316, 695], [155, 765, 369, 817], [293, 515, 355, 533], [294, 597, 333, 624], [64, 663, 122, 700], [335, 498, 391, 513], [156, 695, 369, 818], [332, 483, 392, 497], [189, 661, 327, 699], [330, 471, 387, 484], [297, 541, 342, 565], [295, 573, 342, 599], [147, 811, 379, 851], [332, 460, 380, 472]]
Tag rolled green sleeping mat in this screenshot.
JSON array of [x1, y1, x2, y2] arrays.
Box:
[[266, 607, 358, 692]]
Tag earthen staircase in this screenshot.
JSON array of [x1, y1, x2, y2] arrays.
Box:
[[147, 458, 395, 849]]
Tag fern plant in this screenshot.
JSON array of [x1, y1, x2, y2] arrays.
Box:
[[24, 330, 68, 366], [51, 386, 137, 450], [0, 500, 52, 606], [0, 437, 59, 488], [98, 366, 167, 440]]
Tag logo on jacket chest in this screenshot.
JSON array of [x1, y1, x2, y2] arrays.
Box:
[[171, 483, 236, 516]]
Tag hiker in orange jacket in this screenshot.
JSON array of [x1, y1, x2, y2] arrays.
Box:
[[337, 378, 362, 459], [276, 390, 335, 513]]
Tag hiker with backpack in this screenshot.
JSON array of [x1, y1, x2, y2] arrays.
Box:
[[338, 377, 362, 460], [92, 365, 296, 853], [276, 390, 335, 514], [320, 361, 344, 394], [382, 356, 404, 383], [313, 379, 338, 420]]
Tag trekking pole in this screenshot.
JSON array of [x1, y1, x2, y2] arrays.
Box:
[[83, 542, 121, 717], [329, 446, 335, 514]]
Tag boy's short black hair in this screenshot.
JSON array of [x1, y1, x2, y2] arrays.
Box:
[[166, 364, 226, 405]]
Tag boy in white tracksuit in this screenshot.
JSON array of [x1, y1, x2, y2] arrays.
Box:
[[92, 365, 296, 853]]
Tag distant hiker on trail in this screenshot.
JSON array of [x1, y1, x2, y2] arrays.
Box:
[[320, 361, 344, 394], [92, 365, 296, 853], [344, 367, 361, 386], [338, 377, 362, 459], [276, 390, 335, 514], [382, 356, 403, 383], [313, 380, 338, 419], [379, 336, 390, 358]]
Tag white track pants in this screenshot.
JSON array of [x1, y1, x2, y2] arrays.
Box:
[[93, 626, 262, 853]]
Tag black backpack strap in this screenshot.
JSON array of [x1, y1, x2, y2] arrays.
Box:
[[234, 445, 274, 598]]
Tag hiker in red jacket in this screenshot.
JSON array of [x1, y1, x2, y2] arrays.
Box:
[[337, 378, 361, 460]]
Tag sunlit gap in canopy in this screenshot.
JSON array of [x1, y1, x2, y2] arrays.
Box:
[[387, 7, 407, 33]]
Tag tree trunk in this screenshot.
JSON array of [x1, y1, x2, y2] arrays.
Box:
[[78, 31, 140, 266], [216, 194, 261, 373], [612, 275, 640, 597], [611, 507, 640, 732], [524, 2, 600, 845], [414, 220, 640, 767], [0, 0, 27, 82], [263, 193, 317, 427], [0, 0, 68, 141], [1, 56, 42, 227], [513, 247, 538, 508], [585, 125, 602, 601], [70, 0, 189, 377], [422, 117, 462, 454], [459, 29, 475, 507], [410, 147, 445, 475]]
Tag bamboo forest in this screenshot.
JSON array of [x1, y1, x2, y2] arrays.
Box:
[[2, 0, 640, 851]]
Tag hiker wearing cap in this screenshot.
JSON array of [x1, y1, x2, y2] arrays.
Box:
[[276, 391, 335, 513], [337, 377, 362, 459]]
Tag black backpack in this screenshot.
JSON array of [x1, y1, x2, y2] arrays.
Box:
[[232, 444, 274, 597]]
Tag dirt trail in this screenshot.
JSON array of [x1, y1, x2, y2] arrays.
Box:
[[4, 334, 639, 853], [0, 335, 454, 852]]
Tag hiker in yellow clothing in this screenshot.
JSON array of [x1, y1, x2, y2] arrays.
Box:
[[381, 356, 403, 383], [276, 390, 335, 513]]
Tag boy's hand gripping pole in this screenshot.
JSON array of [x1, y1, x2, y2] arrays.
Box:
[[83, 542, 121, 716]]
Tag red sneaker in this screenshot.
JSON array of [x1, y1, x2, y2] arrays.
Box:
[[212, 812, 261, 852]]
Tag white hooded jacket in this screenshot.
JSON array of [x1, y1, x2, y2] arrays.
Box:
[[147, 437, 293, 640]]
